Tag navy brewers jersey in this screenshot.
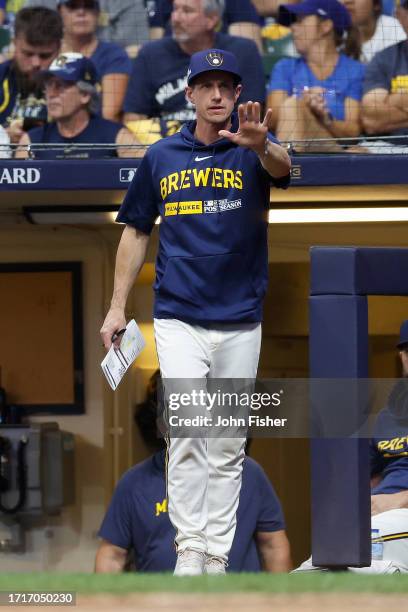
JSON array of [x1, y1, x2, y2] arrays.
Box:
[[0, 60, 47, 128], [98, 451, 285, 572]]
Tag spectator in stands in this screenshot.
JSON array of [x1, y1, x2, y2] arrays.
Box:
[[95, 371, 292, 573], [147, 0, 263, 52], [123, 0, 265, 143], [24, 0, 150, 55], [0, 6, 62, 143], [267, 0, 365, 151], [361, 0, 408, 153], [15, 53, 143, 158], [341, 0, 406, 63], [0, 1, 5, 24], [56, 0, 131, 122]]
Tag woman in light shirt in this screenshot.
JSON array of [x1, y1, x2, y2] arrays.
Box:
[[341, 0, 406, 63]]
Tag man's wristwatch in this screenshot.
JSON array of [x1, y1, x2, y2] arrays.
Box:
[[259, 138, 269, 157]]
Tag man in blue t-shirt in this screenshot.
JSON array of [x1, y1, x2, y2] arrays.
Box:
[[147, 0, 262, 51], [95, 372, 292, 573], [361, 0, 408, 151], [123, 0, 265, 142], [15, 52, 143, 159]]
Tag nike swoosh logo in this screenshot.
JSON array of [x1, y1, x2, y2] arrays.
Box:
[[195, 155, 213, 162]]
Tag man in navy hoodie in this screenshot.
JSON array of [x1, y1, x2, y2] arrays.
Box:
[[100, 48, 291, 576]]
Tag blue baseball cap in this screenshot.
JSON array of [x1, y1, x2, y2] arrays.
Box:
[[397, 320, 408, 349], [187, 49, 242, 86], [41, 53, 97, 85], [278, 0, 352, 34]]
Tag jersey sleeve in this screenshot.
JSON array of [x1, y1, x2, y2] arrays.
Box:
[[267, 58, 293, 94], [100, 44, 132, 77], [116, 152, 159, 234], [255, 464, 286, 532], [97, 473, 133, 549], [370, 437, 385, 477], [123, 47, 157, 115], [363, 48, 393, 94]]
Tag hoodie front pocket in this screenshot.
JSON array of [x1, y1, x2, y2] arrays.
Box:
[[157, 253, 258, 308]]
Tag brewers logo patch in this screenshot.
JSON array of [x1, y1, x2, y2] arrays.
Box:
[[55, 55, 69, 67], [206, 51, 223, 67]]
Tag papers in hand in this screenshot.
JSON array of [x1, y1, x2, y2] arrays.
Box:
[[101, 319, 146, 390]]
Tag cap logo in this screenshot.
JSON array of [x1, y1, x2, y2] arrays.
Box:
[[55, 55, 69, 67], [316, 8, 328, 16], [206, 52, 223, 68]]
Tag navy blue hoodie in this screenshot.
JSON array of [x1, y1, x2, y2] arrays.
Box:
[[117, 115, 290, 325]]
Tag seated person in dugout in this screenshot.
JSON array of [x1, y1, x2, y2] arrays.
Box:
[[360, 0, 408, 153], [95, 371, 292, 573], [296, 320, 408, 574], [15, 53, 143, 159], [267, 0, 366, 152]]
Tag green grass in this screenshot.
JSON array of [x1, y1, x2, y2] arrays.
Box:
[[0, 573, 408, 594]]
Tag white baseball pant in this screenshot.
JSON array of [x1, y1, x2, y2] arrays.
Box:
[[294, 508, 408, 574], [349, 508, 408, 574], [154, 317, 262, 561]]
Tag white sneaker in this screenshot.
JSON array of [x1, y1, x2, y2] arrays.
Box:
[[204, 555, 227, 575], [173, 548, 206, 576]]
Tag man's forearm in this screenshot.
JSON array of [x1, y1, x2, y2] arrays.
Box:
[[257, 140, 291, 179], [362, 93, 408, 134], [371, 491, 408, 515], [110, 225, 150, 310], [258, 542, 292, 572], [95, 550, 126, 573], [256, 530, 292, 572]]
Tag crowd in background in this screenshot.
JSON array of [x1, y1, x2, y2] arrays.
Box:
[[0, 0, 408, 157]]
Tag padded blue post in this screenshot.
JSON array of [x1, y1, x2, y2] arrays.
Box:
[[309, 295, 371, 566], [309, 246, 408, 567]]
